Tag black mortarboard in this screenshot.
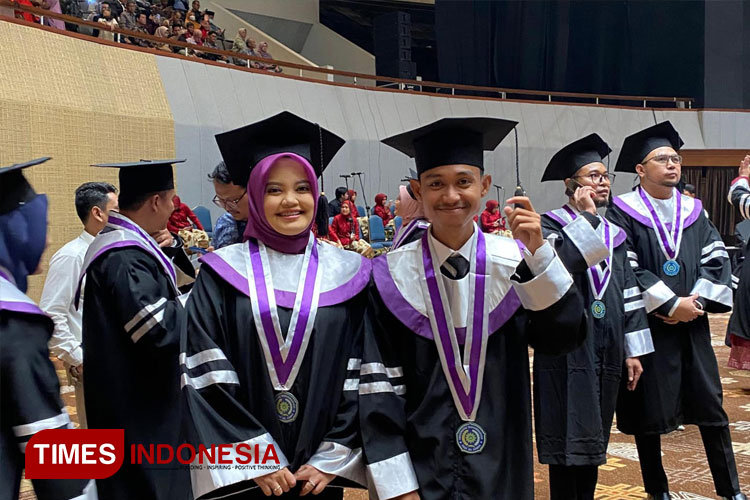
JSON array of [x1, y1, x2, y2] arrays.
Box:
[[92, 159, 184, 206], [542, 134, 611, 182], [614, 121, 684, 173], [215, 111, 346, 186], [381, 117, 518, 175], [405, 168, 418, 200], [0, 157, 51, 215]]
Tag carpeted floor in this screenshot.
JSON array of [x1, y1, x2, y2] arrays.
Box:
[[21, 313, 748, 499]]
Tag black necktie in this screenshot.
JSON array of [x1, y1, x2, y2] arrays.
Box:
[[441, 254, 470, 280]]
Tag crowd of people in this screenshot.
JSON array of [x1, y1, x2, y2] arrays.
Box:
[[12, 0, 283, 70], [2, 112, 749, 500]]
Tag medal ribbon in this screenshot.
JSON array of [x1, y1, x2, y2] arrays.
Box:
[[561, 205, 613, 300], [107, 214, 177, 285], [420, 228, 488, 421], [637, 187, 683, 261], [246, 233, 322, 390]]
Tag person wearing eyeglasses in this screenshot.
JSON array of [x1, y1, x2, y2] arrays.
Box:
[[209, 160, 249, 249], [606, 122, 743, 500], [536, 134, 653, 500]]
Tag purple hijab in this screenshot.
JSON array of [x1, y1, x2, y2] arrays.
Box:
[[243, 152, 319, 254]]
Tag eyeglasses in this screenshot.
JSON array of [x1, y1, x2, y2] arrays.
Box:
[[642, 154, 682, 166], [573, 172, 616, 184], [212, 190, 246, 210]]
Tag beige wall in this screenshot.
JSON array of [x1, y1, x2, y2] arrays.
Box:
[[211, 0, 319, 24], [0, 21, 176, 301]]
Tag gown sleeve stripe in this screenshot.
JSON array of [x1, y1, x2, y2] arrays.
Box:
[[359, 381, 407, 396], [343, 378, 360, 391], [124, 297, 167, 332], [180, 369, 240, 390], [13, 408, 72, 437], [347, 357, 362, 371], [691, 278, 733, 308], [179, 348, 229, 369], [561, 215, 610, 267], [130, 306, 167, 343], [624, 328, 655, 358], [700, 248, 729, 265], [642, 280, 677, 313], [701, 240, 726, 255], [733, 274, 740, 290], [623, 286, 641, 299], [306, 441, 366, 486], [366, 451, 419, 500], [360, 362, 404, 378]]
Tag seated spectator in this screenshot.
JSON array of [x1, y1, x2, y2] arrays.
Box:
[[198, 15, 209, 38], [14, 0, 39, 23], [187, 28, 203, 51], [480, 199, 505, 233], [129, 11, 151, 47], [209, 161, 248, 249], [172, 0, 188, 11], [186, 0, 200, 20], [169, 9, 183, 27], [176, 22, 195, 52], [328, 186, 347, 216], [201, 31, 227, 61], [204, 10, 224, 38], [373, 192, 393, 225], [394, 184, 425, 226], [118, 0, 136, 30], [232, 27, 247, 52], [93, 2, 119, 41], [332, 201, 372, 256], [168, 195, 211, 251], [41, 0, 65, 30], [311, 194, 342, 248], [257, 40, 282, 73], [151, 0, 173, 20], [153, 25, 172, 51], [242, 38, 263, 68], [347, 189, 360, 217]]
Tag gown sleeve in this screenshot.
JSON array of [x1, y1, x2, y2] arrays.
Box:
[[1, 312, 95, 500], [358, 282, 419, 500], [181, 266, 289, 499], [510, 242, 587, 356], [305, 292, 367, 487], [606, 205, 679, 316], [93, 249, 185, 353], [620, 250, 655, 358], [541, 212, 609, 273], [728, 176, 750, 220], [690, 213, 733, 313]]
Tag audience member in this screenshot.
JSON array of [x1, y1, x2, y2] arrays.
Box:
[[186, 0, 200, 19], [198, 15, 209, 38], [331, 200, 372, 256], [118, 0, 136, 30], [153, 24, 171, 51], [169, 9, 183, 27], [172, 0, 188, 12], [232, 27, 247, 52], [127, 10, 151, 46], [311, 194, 343, 248], [347, 189, 360, 217], [93, 2, 119, 41], [14, 0, 38, 23], [209, 161, 248, 248], [257, 40, 282, 73], [373, 192, 393, 225], [151, 0, 173, 20], [204, 10, 224, 38], [168, 195, 211, 251], [39, 182, 119, 429], [682, 183, 696, 198], [201, 31, 227, 61], [328, 186, 348, 216], [480, 199, 505, 233], [41, 0, 65, 30]]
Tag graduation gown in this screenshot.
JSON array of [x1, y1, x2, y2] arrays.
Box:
[[181, 239, 370, 499], [361, 230, 586, 500], [727, 176, 750, 345], [536, 206, 653, 466], [606, 189, 733, 434], [391, 218, 429, 250], [79, 213, 189, 499], [0, 274, 96, 500]]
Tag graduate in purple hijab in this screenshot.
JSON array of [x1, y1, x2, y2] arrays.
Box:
[[182, 112, 370, 499]]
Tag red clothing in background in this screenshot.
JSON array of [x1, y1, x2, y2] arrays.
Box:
[[480, 200, 503, 233], [374, 193, 393, 225], [168, 195, 204, 233], [331, 213, 359, 246]]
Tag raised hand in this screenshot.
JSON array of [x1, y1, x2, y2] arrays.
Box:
[[504, 196, 544, 254]]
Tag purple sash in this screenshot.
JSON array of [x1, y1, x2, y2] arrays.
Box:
[[637, 187, 683, 261], [420, 229, 487, 421], [246, 234, 321, 390]]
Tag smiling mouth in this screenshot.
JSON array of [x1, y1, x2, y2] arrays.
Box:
[[278, 211, 303, 219], [437, 206, 466, 212]]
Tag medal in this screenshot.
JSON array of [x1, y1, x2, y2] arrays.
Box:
[[420, 228, 489, 454], [275, 391, 299, 423], [663, 259, 680, 276], [638, 187, 684, 277], [455, 422, 487, 454], [245, 234, 322, 423], [591, 300, 607, 319]]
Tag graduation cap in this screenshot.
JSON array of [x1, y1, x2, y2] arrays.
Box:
[[0, 157, 51, 215], [542, 134, 612, 182], [215, 111, 346, 186], [381, 117, 518, 175], [92, 159, 184, 206], [614, 121, 684, 173]]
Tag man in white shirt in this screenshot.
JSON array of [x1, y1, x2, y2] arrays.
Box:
[[40, 181, 118, 428]]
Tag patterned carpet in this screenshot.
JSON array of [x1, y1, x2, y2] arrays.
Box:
[[21, 314, 748, 499]]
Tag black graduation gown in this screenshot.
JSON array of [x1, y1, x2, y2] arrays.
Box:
[[0, 275, 95, 500], [392, 218, 429, 250], [606, 189, 733, 434], [536, 207, 653, 466], [360, 232, 586, 500], [80, 215, 189, 499], [727, 177, 750, 342], [181, 240, 369, 499]]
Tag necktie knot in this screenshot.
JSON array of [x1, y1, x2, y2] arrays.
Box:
[[441, 254, 470, 280]]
